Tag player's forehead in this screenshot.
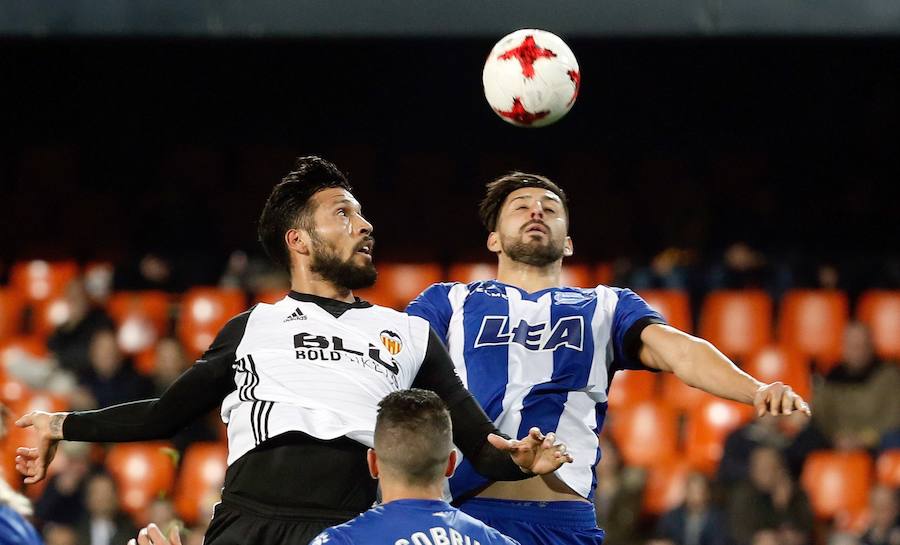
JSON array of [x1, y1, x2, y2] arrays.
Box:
[[311, 187, 361, 210], [503, 187, 563, 207]]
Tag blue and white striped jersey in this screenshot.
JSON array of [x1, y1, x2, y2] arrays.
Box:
[[406, 280, 664, 500]]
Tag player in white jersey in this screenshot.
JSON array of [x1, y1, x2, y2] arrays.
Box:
[[15, 158, 572, 545], [126, 390, 520, 545], [406, 172, 811, 545]]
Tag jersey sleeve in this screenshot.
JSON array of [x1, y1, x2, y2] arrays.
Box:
[[610, 288, 666, 372], [63, 308, 251, 442], [405, 282, 456, 343]]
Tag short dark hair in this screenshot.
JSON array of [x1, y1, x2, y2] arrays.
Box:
[[479, 172, 569, 232], [257, 156, 353, 272], [374, 389, 452, 486]]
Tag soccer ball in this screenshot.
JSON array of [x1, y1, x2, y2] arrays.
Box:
[[482, 29, 580, 128]]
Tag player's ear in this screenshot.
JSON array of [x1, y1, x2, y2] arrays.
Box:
[[444, 450, 458, 478], [486, 231, 501, 254], [285, 228, 310, 256], [367, 448, 379, 479], [563, 236, 573, 257]]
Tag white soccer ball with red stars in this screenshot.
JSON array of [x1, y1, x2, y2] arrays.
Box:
[[482, 29, 580, 128]]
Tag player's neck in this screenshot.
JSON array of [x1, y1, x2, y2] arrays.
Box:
[[378, 479, 445, 505], [495, 256, 562, 293], [290, 271, 355, 303]]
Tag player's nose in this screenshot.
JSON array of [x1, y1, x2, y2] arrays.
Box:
[[356, 214, 373, 236], [529, 202, 545, 219]]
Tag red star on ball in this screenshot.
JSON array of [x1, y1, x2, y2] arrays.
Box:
[[567, 70, 581, 106], [497, 98, 550, 126], [498, 35, 557, 79]]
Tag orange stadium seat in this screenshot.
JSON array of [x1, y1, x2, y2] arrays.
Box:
[[9, 260, 79, 303], [255, 290, 288, 304], [743, 346, 811, 401], [876, 449, 900, 487], [857, 290, 900, 361], [660, 372, 708, 414], [106, 442, 177, 520], [108, 291, 171, 358], [354, 263, 443, 309], [174, 442, 228, 524], [594, 263, 614, 286], [0, 289, 24, 341], [560, 264, 594, 288], [801, 450, 873, 520], [643, 458, 690, 515], [177, 288, 247, 357], [609, 399, 679, 467], [447, 263, 497, 284], [638, 290, 692, 333], [684, 395, 755, 474], [778, 290, 848, 373], [699, 290, 772, 361], [607, 370, 658, 412]]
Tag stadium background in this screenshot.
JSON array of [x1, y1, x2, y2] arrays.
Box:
[[1, 3, 899, 545]]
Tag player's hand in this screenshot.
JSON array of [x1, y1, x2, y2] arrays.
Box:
[[488, 427, 573, 475], [14, 411, 67, 484], [753, 382, 811, 418], [128, 523, 182, 545]]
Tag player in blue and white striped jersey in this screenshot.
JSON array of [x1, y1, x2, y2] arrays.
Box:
[[407, 172, 811, 545]]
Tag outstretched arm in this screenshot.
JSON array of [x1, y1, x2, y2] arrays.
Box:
[[16, 309, 252, 484], [638, 324, 811, 417], [16, 357, 235, 483], [412, 328, 572, 481]]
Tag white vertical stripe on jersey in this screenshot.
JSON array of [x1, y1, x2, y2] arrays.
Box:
[[545, 287, 617, 497], [447, 283, 471, 388], [494, 288, 556, 439]]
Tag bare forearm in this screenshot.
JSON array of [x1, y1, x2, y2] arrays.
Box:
[[640, 325, 761, 404], [670, 338, 762, 404]]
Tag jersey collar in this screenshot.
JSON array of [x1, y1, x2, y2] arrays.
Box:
[[288, 290, 373, 319]]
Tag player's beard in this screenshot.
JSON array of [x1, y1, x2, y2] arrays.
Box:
[[309, 234, 377, 290], [500, 231, 565, 267]]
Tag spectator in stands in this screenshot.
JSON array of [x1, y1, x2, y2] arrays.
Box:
[[78, 330, 153, 409], [145, 498, 178, 533], [656, 472, 728, 545], [114, 253, 178, 293], [861, 485, 900, 545], [718, 414, 828, 484], [150, 338, 188, 396], [727, 446, 813, 545], [34, 442, 91, 527], [628, 247, 695, 291], [708, 242, 772, 291], [75, 473, 137, 545], [812, 322, 900, 451], [594, 435, 645, 545], [46, 278, 114, 377], [42, 523, 78, 545], [0, 404, 42, 545]]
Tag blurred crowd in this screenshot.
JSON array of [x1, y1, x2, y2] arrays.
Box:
[[0, 246, 898, 545]]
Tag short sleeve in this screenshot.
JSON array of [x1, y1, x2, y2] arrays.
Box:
[[611, 288, 666, 371], [405, 282, 456, 343]]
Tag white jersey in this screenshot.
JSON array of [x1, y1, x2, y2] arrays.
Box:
[[220, 292, 431, 464]]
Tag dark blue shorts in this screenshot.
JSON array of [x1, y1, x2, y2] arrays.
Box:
[[458, 498, 605, 545]]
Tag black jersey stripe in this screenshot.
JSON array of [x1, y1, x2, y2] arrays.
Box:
[[262, 401, 274, 441]]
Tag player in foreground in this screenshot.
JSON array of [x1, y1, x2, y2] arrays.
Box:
[[15, 157, 572, 545], [127, 390, 520, 545], [407, 172, 812, 545]]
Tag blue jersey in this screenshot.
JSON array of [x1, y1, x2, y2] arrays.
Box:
[[0, 505, 43, 545], [406, 281, 664, 500], [308, 499, 519, 545]]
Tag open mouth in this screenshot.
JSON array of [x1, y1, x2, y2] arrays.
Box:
[[525, 223, 548, 234], [355, 240, 374, 256]]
